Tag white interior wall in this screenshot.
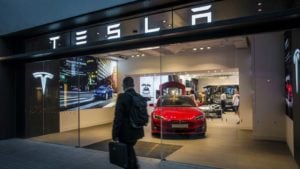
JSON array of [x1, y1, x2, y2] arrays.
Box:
[[118, 46, 253, 130], [251, 32, 286, 141]]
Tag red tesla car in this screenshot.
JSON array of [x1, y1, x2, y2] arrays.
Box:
[[151, 95, 206, 136]]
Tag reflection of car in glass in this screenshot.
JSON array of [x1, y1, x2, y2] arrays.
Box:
[[94, 85, 113, 100], [72, 87, 81, 92], [151, 95, 206, 136], [285, 75, 293, 109], [199, 104, 222, 118]]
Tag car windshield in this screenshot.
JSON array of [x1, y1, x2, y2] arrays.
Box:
[[157, 96, 196, 107]]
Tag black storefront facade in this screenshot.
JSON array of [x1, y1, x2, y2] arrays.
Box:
[[1, 0, 300, 167]]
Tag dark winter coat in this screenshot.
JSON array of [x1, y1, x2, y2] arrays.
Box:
[[112, 88, 144, 142]]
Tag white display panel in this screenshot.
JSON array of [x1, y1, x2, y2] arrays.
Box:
[[139, 75, 168, 102]]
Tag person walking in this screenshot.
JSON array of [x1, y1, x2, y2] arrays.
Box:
[[112, 76, 145, 169], [220, 91, 227, 113], [232, 90, 240, 124]]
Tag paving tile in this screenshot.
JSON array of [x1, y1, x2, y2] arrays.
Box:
[[0, 139, 214, 169]]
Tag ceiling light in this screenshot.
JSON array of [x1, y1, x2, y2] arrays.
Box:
[[138, 46, 160, 51], [136, 54, 140, 57], [193, 48, 197, 51], [258, 8, 262, 12], [200, 47, 204, 50], [207, 46, 211, 50], [257, 2, 262, 6], [141, 54, 145, 57], [162, 20, 167, 23], [131, 55, 135, 58], [168, 24, 172, 27]]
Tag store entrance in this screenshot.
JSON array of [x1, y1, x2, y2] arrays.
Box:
[[26, 32, 298, 169]]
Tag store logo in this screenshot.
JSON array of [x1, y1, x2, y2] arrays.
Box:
[[75, 30, 87, 45], [191, 5, 212, 25], [33, 72, 54, 95], [46, 4, 213, 50], [294, 49, 300, 93], [49, 36, 60, 49], [107, 24, 121, 39]]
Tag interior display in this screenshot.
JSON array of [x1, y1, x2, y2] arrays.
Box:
[[139, 76, 168, 102], [199, 104, 222, 118], [284, 31, 293, 119], [151, 95, 206, 136], [203, 85, 239, 110], [59, 56, 117, 110]]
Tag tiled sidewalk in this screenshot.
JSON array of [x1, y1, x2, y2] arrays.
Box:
[[0, 139, 218, 169]]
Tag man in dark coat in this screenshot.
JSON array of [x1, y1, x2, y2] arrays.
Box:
[[112, 76, 144, 169]]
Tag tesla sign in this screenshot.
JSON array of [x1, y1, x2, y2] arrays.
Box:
[[45, 4, 213, 49], [33, 72, 54, 95]]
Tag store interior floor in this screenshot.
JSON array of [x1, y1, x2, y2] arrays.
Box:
[[31, 112, 298, 169]]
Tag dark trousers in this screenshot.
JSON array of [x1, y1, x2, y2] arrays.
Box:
[[221, 100, 226, 112], [233, 106, 239, 113], [119, 139, 138, 169]]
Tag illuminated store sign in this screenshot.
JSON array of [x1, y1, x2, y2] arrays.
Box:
[[25, 1, 288, 53], [46, 4, 212, 49], [33, 72, 54, 95], [294, 49, 300, 93], [28, 4, 214, 51], [191, 5, 212, 25]]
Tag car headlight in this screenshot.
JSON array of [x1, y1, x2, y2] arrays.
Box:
[[153, 114, 165, 120], [195, 115, 205, 120]]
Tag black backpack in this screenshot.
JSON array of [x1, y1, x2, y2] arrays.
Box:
[[128, 92, 149, 128]]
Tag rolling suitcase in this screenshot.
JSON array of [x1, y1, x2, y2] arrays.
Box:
[[109, 141, 128, 168]]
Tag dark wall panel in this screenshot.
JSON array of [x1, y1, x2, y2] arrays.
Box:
[[292, 29, 300, 167], [0, 38, 16, 139], [25, 60, 60, 137], [0, 61, 16, 139]]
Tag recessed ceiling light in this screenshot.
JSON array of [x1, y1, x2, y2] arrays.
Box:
[[200, 47, 204, 50], [193, 48, 197, 51], [168, 24, 172, 27], [138, 46, 160, 51], [141, 54, 145, 57], [136, 54, 140, 57], [131, 55, 135, 58], [162, 20, 167, 23], [257, 2, 262, 6], [258, 8, 262, 12], [207, 46, 211, 50]]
